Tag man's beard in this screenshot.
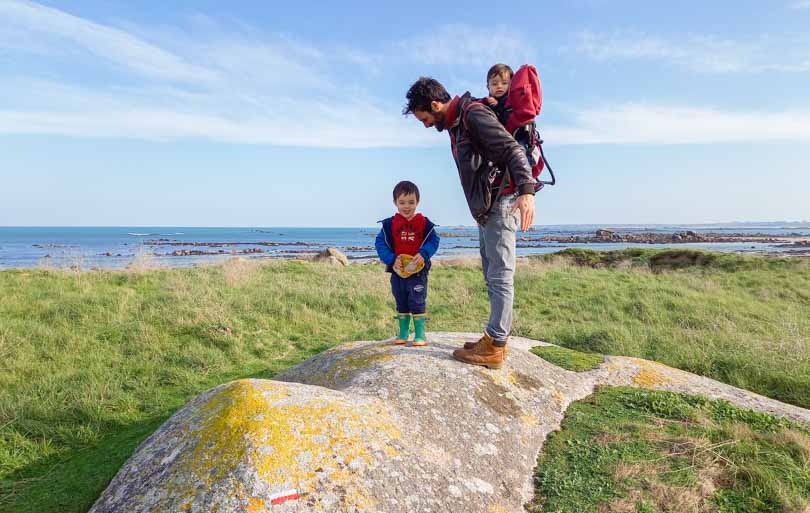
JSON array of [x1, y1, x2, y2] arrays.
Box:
[[433, 111, 446, 132]]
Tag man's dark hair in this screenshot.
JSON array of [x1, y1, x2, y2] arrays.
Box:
[[403, 77, 451, 115], [487, 63, 514, 82], [393, 180, 420, 202]]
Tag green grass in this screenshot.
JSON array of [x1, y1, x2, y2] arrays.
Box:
[[518, 250, 810, 409], [0, 250, 808, 512], [531, 345, 604, 371], [528, 387, 810, 513]]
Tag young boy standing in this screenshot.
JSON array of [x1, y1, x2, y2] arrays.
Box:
[[375, 181, 440, 346]]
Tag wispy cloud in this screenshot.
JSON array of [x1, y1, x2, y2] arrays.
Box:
[[3, 2, 809, 148], [0, 1, 437, 147], [0, 0, 217, 83], [574, 31, 810, 73], [0, 76, 438, 147], [544, 104, 810, 145], [397, 24, 534, 68]]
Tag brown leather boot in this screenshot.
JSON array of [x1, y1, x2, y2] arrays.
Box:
[[463, 332, 489, 351], [452, 335, 506, 369], [463, 333, 508, 356]]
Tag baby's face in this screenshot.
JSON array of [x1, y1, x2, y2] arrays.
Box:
[[487, 74, 510, 98]]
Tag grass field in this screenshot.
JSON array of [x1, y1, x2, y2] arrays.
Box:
[[1, 250, 808, 512], [529, 387, 810, 513]]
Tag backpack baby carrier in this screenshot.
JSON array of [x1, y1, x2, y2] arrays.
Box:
[[496, 64, 556, 191]]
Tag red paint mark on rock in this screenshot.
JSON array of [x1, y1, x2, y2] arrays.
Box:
[[270, 489, 300, 506]]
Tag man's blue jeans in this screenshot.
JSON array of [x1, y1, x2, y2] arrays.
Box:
[[478, 194, 518, 346]]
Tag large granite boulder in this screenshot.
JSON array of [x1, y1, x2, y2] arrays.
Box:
[[89, 333, 810, 513]]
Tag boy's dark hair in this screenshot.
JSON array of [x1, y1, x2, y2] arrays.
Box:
[[402, 77, 451, 115], [487, 63, 514, 82], [393, 180, 420, 202]]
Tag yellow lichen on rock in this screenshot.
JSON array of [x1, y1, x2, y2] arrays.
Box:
[[245, 498, 265, 513], [520, 414, 539, 427], [175, 379, 400, 511], [631, 359, 676, 388]]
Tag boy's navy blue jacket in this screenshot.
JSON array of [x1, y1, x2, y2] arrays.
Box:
[[375, 216, 440, 273]]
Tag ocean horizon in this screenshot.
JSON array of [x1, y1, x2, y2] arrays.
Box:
[[2, 223, 809, 270]]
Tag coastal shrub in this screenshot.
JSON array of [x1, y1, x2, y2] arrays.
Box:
[[540, 248, 802, 273]]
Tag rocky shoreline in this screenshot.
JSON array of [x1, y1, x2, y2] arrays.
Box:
[[78, 230, 810, 260], [523, 229, 809, 245]]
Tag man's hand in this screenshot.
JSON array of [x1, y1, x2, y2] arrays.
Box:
[[484, 96, 497, 106], [511, 194, 535, 232]]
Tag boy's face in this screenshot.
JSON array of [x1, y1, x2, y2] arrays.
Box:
[[394, 193, 419, 220], [487, 73, 510, 98]]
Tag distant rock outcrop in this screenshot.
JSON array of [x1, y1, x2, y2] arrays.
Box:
[[313, 247, 349, 266], [89, 334, 810, 513]]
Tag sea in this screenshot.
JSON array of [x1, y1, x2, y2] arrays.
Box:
[[1, 224, 809, 270]]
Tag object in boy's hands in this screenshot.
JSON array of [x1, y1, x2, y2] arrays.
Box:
[[397, 254, 423, 278]]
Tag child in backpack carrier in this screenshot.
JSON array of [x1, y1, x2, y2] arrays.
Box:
[[374, 181, 440, 346], [483, 63, 546, 191], [484, 63, 514, 125]]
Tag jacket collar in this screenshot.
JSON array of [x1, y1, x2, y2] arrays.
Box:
[[393, 212, 424, 224], [444, 95, 461, 130]]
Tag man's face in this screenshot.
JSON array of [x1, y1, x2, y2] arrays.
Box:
[[414, 103, 446, 132], [395, 193, 419, 220]]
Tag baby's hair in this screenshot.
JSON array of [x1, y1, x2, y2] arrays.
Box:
[[487, 63, 514, 82], [393, 180, 420, 202]]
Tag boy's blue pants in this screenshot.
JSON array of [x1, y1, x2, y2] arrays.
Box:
[[390, 270, 428, 314]]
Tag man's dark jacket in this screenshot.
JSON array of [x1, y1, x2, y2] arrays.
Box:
[[446, 92, 535, 224]]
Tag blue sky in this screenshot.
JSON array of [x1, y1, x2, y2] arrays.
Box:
[[1, 0, 809, 227]]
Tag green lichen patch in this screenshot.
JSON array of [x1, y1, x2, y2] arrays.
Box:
[[304, 346, 394, 389], [530, 345, 604, 372]]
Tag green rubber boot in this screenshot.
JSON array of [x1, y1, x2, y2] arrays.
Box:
[[412, 314, 428, 346], [394, 313, 411, 344]]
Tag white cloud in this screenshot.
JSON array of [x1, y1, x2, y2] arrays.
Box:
[[0, 108, 439, 148], [3, 3, 808, 149], [574, 31, 810, 73], [0, 78, 438, 147], [397, 24, 534, 68], [0, 1, 438, 148], [0, 0, 217, 83], [543, 104, 810, 145]]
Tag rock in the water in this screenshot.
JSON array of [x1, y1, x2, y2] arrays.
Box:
[[90, 333, 810, 513], [313, 247, 348, 266]]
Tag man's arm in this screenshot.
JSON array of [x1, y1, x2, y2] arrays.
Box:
[[466, 105, 536, 230], [465, 104, 535, 196]]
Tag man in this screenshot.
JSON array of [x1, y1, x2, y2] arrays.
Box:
[[403, 77, 536, 369]]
